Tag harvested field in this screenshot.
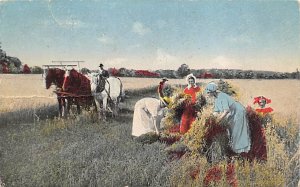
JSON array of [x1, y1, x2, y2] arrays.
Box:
[[1, 75, 299, 118]]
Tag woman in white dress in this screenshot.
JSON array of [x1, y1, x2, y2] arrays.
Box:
[[132, 97, 170, 137]]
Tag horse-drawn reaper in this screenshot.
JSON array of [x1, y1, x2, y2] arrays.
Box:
[[44, 67, 123, 120]]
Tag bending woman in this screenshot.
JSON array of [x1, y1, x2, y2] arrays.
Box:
[[132, 97, 171, 137], [205, 82, 251, 154]]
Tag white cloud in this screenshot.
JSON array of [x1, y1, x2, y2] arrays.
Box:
[[47, 1, 86, 29], [228, 34, 252, 45], [208, 56, 242, 69], [97, 34, 114, 45], [128, 44, 141, 50], [155, 49, 179, 69], [66, 19, 81, 26], [49, 14, 86, 29], [63, 18, 86, 28], [156, 49, 177, 62], [132, 21, 150, 36], [106, 58, 128, 67]]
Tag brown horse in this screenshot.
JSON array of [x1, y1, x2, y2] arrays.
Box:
[[45, 68, 94, 117], [45, 68, 68, 116], [63, 69, 95, 113]]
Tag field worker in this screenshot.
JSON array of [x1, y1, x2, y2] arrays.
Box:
[[98, 63, 109, 78], [253, 96, 273, 115], [157, 77, 173, 106], [180, 73, 201, 134], [132, 97, 170, 137], [158, 77, 168, 98], [205, 82, 251, 154]]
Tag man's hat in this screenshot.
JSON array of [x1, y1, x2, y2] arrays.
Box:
[[99, 63, 104, 67], [162, 77, 168, 81]]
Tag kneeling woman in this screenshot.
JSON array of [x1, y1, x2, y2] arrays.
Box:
[[205, 82, 251, 154]]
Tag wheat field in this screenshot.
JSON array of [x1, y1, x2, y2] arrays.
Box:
[[1, 75, 299, 119]]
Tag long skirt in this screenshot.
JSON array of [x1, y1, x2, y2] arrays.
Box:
[[180, 104, 196, 134], [132, 98, 164, 137], [227, 102, 251, 153]]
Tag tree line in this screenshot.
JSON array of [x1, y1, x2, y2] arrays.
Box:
[[102, 64, 300, 79], [1, 62, 299, 79]]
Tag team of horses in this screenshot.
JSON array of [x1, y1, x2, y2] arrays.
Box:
[[44, 68, 123, 120]]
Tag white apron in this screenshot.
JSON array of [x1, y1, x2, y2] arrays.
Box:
[[132, 98, 165, 137]]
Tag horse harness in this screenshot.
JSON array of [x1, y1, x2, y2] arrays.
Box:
[[95, 75, 123, 104], [96, 76, 107, 93], [96, 75, 113, 103]]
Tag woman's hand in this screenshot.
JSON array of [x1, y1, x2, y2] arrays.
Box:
[[217, 110, 229, 124], [152, 116, 159, 135]]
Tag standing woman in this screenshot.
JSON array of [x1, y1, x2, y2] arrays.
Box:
[[158, 77, 168, 98], [205, 82, 251, 154], [180, 74, 201, 134]]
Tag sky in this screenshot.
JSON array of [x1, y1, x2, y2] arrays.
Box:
[[0, 0, 299, 72]]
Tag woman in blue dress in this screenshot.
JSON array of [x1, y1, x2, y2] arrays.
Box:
[[205, 82, 251, 154]]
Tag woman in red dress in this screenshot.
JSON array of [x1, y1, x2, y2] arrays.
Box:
[[180, 74, 201, 134]]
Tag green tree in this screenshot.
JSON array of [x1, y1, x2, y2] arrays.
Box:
[[176, 64, 190, 78], [8, 63, 19, 73], [31, 66, 43, 74], [80, 67, 91, 74]]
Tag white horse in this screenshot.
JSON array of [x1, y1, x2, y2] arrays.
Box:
[[89, 73, 123, 120]]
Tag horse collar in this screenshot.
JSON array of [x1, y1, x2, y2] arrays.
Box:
[[96, 76, 106, 93]]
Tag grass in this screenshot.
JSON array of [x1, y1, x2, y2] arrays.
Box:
[[0, 107, 171, 186]]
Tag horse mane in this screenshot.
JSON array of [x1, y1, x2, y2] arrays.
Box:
[[64, 69, 91, 94], [46, 68, 65, 88], [69, 69, 90, 85]]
